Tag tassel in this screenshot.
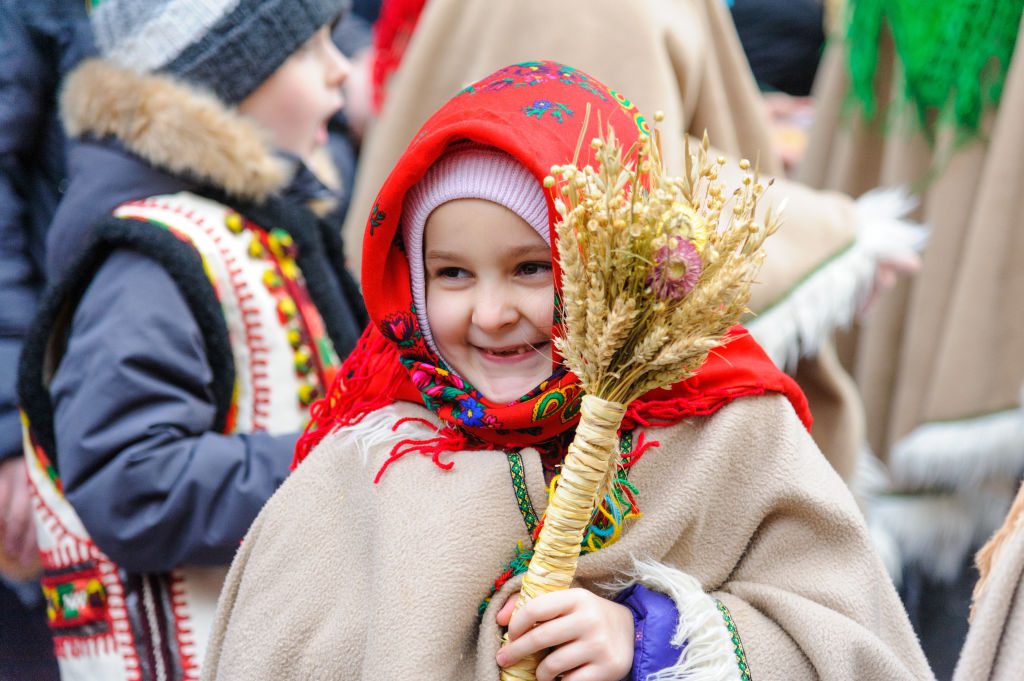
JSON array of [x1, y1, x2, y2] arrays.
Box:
[[293, 326, 406, 468]]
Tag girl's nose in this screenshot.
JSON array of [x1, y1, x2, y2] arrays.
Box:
[[471, 285, 519, 332]]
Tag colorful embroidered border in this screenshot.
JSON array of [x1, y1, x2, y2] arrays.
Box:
[[715, 599, 752, 681], [481, 430, 645, 616], [505, 451, 539, 536]]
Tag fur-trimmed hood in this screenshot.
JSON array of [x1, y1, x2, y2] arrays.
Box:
[[61, 58, 291, 202]]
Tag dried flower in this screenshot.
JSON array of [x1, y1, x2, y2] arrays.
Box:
[[648, 237, 701, 300]]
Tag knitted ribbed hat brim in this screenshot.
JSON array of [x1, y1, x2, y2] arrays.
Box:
[[401, 143, 550, 360]]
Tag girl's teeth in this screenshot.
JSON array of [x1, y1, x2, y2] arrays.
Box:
[[491, 347, 526, 356]]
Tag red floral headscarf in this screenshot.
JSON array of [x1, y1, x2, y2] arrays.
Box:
[[295, 61, 811, 474]]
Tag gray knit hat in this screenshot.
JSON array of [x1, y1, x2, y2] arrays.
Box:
[[88, 0, 347, 104]]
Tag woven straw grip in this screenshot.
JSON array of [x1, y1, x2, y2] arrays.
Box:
[[499, 394, 626, 680]]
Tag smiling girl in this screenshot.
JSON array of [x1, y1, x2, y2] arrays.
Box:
[[203, 62, 933, 681]]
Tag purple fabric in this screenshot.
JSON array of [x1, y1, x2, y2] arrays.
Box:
[[616, 584, 686, 680]]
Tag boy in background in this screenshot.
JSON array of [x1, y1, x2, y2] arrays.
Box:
[[17, 1, 365, 678]]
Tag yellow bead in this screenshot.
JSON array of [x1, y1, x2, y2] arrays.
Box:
[[262, 269, 282, 289], [298, 383, 317, 406], [266, 234, 282, 258], [287, 329, 303, 349], [225, 212, 244, 233], [294, 348, 312, 374], [268, 229, 296, 258], [277, 297, 297, 320], [281, 260, 299, 280], [248, 238, 264, 258]]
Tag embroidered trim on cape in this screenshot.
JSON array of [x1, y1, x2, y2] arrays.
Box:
[[482, 431, 645, 615], [505, 451, 539, 536], [716, 599, 753, 681]]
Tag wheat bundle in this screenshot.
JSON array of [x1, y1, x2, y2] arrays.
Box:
[[500, 120, 779, 679]]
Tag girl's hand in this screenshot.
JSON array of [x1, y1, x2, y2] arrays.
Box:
[[496, 588, 634, 681]]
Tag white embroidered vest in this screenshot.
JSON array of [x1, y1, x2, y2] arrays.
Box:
[[24, 192, 340, 681]]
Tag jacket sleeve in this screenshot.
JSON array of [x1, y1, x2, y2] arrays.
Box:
[[615, 583, 687, 680], [0, 8, 48, 462], [50, 250, 296, 573]]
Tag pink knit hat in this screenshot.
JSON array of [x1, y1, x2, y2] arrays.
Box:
[[401, 143, 550, 357]]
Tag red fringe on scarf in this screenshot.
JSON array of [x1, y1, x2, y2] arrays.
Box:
[[372, 417, 490, 483], [293, 326, 408, 468]]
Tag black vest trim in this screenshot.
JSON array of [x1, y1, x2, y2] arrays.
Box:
[[17, 216, 235, 464]]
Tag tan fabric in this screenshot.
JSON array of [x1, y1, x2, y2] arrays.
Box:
[[954, 486, 1024, 681], [341, 0, 871, 479], [800, 21, 1024, 463], [203, 395, 933, 680]]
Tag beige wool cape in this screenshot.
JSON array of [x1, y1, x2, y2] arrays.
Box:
[[953, 483, 1024, 681], [800, 17, 1024, 583], [202, 394, 933, 680], [340, 0, 924, 483]]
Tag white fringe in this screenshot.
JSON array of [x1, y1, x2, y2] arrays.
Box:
[[748, 187, 925, 371], [889, 405, 1024, 491], [612, 560, 742, 681], [856, 418, 1024, 584], [867, 482, 1017, 584]]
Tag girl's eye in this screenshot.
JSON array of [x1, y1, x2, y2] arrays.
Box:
[[518, 262, 552, 277], [435, 266, 469, 279]]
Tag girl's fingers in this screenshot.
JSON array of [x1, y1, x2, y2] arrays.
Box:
[[497, 615, 579, 667], [534, 640, 593, 681], [561, 665, 605, 681], [506, 589, 578, 640], [495, 591, 519, 627]]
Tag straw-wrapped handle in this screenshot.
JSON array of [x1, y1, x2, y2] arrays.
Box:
[[499, 394, 626, 680]]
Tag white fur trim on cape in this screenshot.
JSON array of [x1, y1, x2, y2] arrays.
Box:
[[888, 402, 1024, 492], [867, 481, 1017, 584], [613, 560, 742, 681], [748, 187, 925, 371], [60, 59, 290, 202], [349, 405, 436, 466]]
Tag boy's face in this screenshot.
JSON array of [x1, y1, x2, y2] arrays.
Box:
[[239, 27, 348, 164], [424, 199, 554, 404]]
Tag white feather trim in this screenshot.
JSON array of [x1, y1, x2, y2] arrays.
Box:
[[867, 481, 1017, 583], [889, 405, 1024, 491], [854, 424, 1023, 583], [613, 560, 742, 681], [748, 187, 925, 371]]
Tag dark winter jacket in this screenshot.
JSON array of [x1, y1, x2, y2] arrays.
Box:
[[18, 59, 366, 574], [0, 1, 95, 461]]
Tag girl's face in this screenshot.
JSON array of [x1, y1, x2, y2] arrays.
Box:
[[424, 199, 554, 404], [238, 26, 349, 164]]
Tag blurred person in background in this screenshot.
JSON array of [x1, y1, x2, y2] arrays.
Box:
[[325, 0, 382, 224], [0, 1, 95, 678], [800, 2, 1024, 677], [16, 0, 366, 678], [729, 0, 826, 172]]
